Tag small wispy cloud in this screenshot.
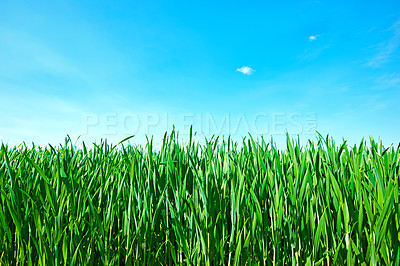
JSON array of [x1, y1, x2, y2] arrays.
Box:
[[236, 66, 255, 75], [309, 35, 319, 41], [366, 18, 400, 68], [298, 44, 331, 61], [374, 72, 400, 89], [0, 27, 87, 83]]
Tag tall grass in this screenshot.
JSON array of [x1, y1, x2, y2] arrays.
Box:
[[0, 131, 399, 265]]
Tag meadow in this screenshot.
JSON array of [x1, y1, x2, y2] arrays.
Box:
[[0, 130, 399, 265]]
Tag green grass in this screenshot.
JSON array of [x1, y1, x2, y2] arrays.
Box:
[[0, 130, 399, 265]]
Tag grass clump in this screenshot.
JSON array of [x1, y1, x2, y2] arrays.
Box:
[[0, 131, 399, 265]]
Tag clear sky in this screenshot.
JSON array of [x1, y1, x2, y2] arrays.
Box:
[[1, 0, 399, 148]]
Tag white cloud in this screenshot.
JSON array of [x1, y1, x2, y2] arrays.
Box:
[[309, 35, 319, 41], [236, 66, 255, 75]]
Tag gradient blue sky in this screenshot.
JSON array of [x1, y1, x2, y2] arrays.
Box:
[[1, 0, 399, 147]]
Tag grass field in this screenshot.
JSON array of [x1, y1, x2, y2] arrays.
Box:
[[0, 130, 399, 265]]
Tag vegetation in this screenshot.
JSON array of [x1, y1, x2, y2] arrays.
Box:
[[0, 130, 399, 265]]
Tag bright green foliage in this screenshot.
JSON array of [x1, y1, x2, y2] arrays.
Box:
[[0, 131, 399, 265]]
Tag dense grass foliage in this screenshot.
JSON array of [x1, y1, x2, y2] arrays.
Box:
[[0, 131, 399, 265]]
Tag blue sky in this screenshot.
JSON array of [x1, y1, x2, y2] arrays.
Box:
[[1, 0, 399, 147]]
